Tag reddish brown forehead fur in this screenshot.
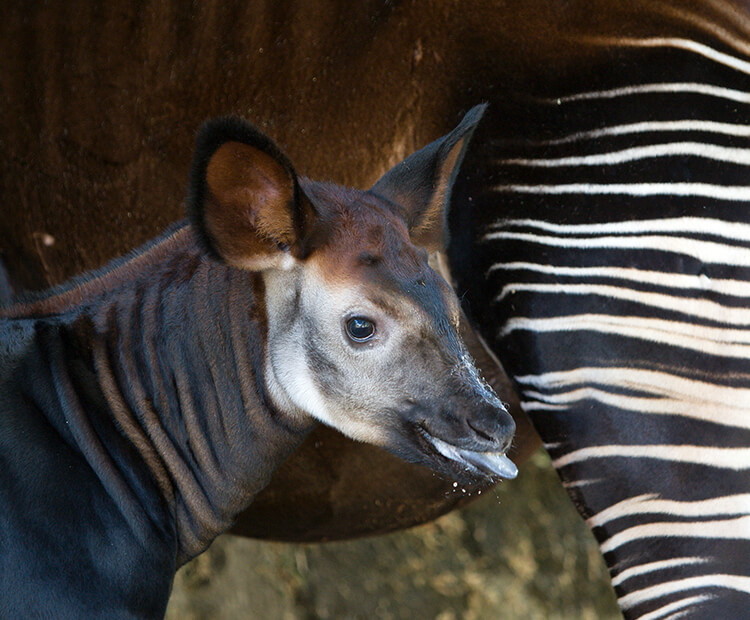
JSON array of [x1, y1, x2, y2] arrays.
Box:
[[300, 180, 428, 285]]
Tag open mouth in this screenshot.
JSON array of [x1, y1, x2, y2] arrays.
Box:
[[426, 435, 518, 480]]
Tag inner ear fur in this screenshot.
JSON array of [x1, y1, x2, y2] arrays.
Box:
[[370, 104, 487, 252], [188, 116, 314, 270]]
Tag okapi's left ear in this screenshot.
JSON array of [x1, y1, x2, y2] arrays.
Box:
[[187, 117, 316, 270], [370, 104, 487, 252]]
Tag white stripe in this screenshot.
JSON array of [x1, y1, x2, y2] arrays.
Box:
[[619, 574, 750, 609], [582, 37, 750, 76], [518, 120, 750, 146], [520, 401, 571, 412], [490, 182, 750, 201], [601, 516, 750, 555], [519, 400, 567, 412], [516, 368, 750, 415], [484, 231, 750, 268], [496, 282, 750, 326], [501, 314, 750, 359], [561, 478, 603, 489], [488, 262, 750, 298], [517, 367, 750, 403], [489, 217, 750, 243], [638, 595, 713, 620], [499, 142, 750, 168], [520, 386, 750, 430], [552, 445, 750, 471], [611, 557, 709, 588], [590, 494, 750, 529], [551, 83, 750, 104]]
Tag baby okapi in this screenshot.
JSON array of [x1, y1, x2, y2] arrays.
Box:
[[0, 105, 515, 618]]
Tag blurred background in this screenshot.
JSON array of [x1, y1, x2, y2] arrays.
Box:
[[166, 450, 620, 619]]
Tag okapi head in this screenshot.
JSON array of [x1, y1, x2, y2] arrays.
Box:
[[189, 105, 516, 482]]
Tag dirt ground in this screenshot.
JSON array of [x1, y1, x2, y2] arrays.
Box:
[[165, 449, 620, 619]]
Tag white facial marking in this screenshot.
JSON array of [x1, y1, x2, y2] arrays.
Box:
[[262, 262, 392, 445]]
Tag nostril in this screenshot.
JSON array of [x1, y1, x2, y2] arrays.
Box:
[[467, 419, 496, 443]]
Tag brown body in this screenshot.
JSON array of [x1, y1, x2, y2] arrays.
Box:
[[4, 0, 721, 541], [4, 0, 724, 540], [5, 0, 732, 540], [2, 0, 708, 287]]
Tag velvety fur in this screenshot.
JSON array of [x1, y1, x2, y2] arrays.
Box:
[[0, 110, 514, 617], [0, 0, 543, 544], [188, 117, 306, 264], [0, 227, 313, 617]]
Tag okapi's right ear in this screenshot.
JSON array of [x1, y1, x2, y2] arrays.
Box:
[[188, 117, 316, 270], [370, 104, 487, 253]]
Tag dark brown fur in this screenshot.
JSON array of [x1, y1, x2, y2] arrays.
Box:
[[20, 0, 720, 539]]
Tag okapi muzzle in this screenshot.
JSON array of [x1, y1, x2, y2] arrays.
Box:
[[0, 104, 513, 616]]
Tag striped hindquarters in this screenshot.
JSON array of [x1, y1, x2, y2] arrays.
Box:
[[451, 34, 750, 619]]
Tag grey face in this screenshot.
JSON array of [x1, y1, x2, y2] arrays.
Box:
[[261, 189, 517, 483], [188, 105, 513, 483]]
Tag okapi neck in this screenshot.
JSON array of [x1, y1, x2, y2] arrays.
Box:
[[6, 224, 315, 565]]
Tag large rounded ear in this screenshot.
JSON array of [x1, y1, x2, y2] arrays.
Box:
[[369, 104, 487, 252], [188, 117, 316, 270]]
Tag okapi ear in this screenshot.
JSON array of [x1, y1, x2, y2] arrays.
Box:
[[188, 117, 315, 270], [370, 104, 487, 252]]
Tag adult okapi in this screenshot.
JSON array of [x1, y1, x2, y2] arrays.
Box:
[[4, 0, 750, 618]]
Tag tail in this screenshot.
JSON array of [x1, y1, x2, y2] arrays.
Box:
[[0, 254, 14, 306]]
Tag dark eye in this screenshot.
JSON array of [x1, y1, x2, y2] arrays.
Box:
[[346, 317, 376, 342]]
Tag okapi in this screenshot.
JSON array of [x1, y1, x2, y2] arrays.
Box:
[[0, 109, 518, 618], [5, 0, 749, 618]]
